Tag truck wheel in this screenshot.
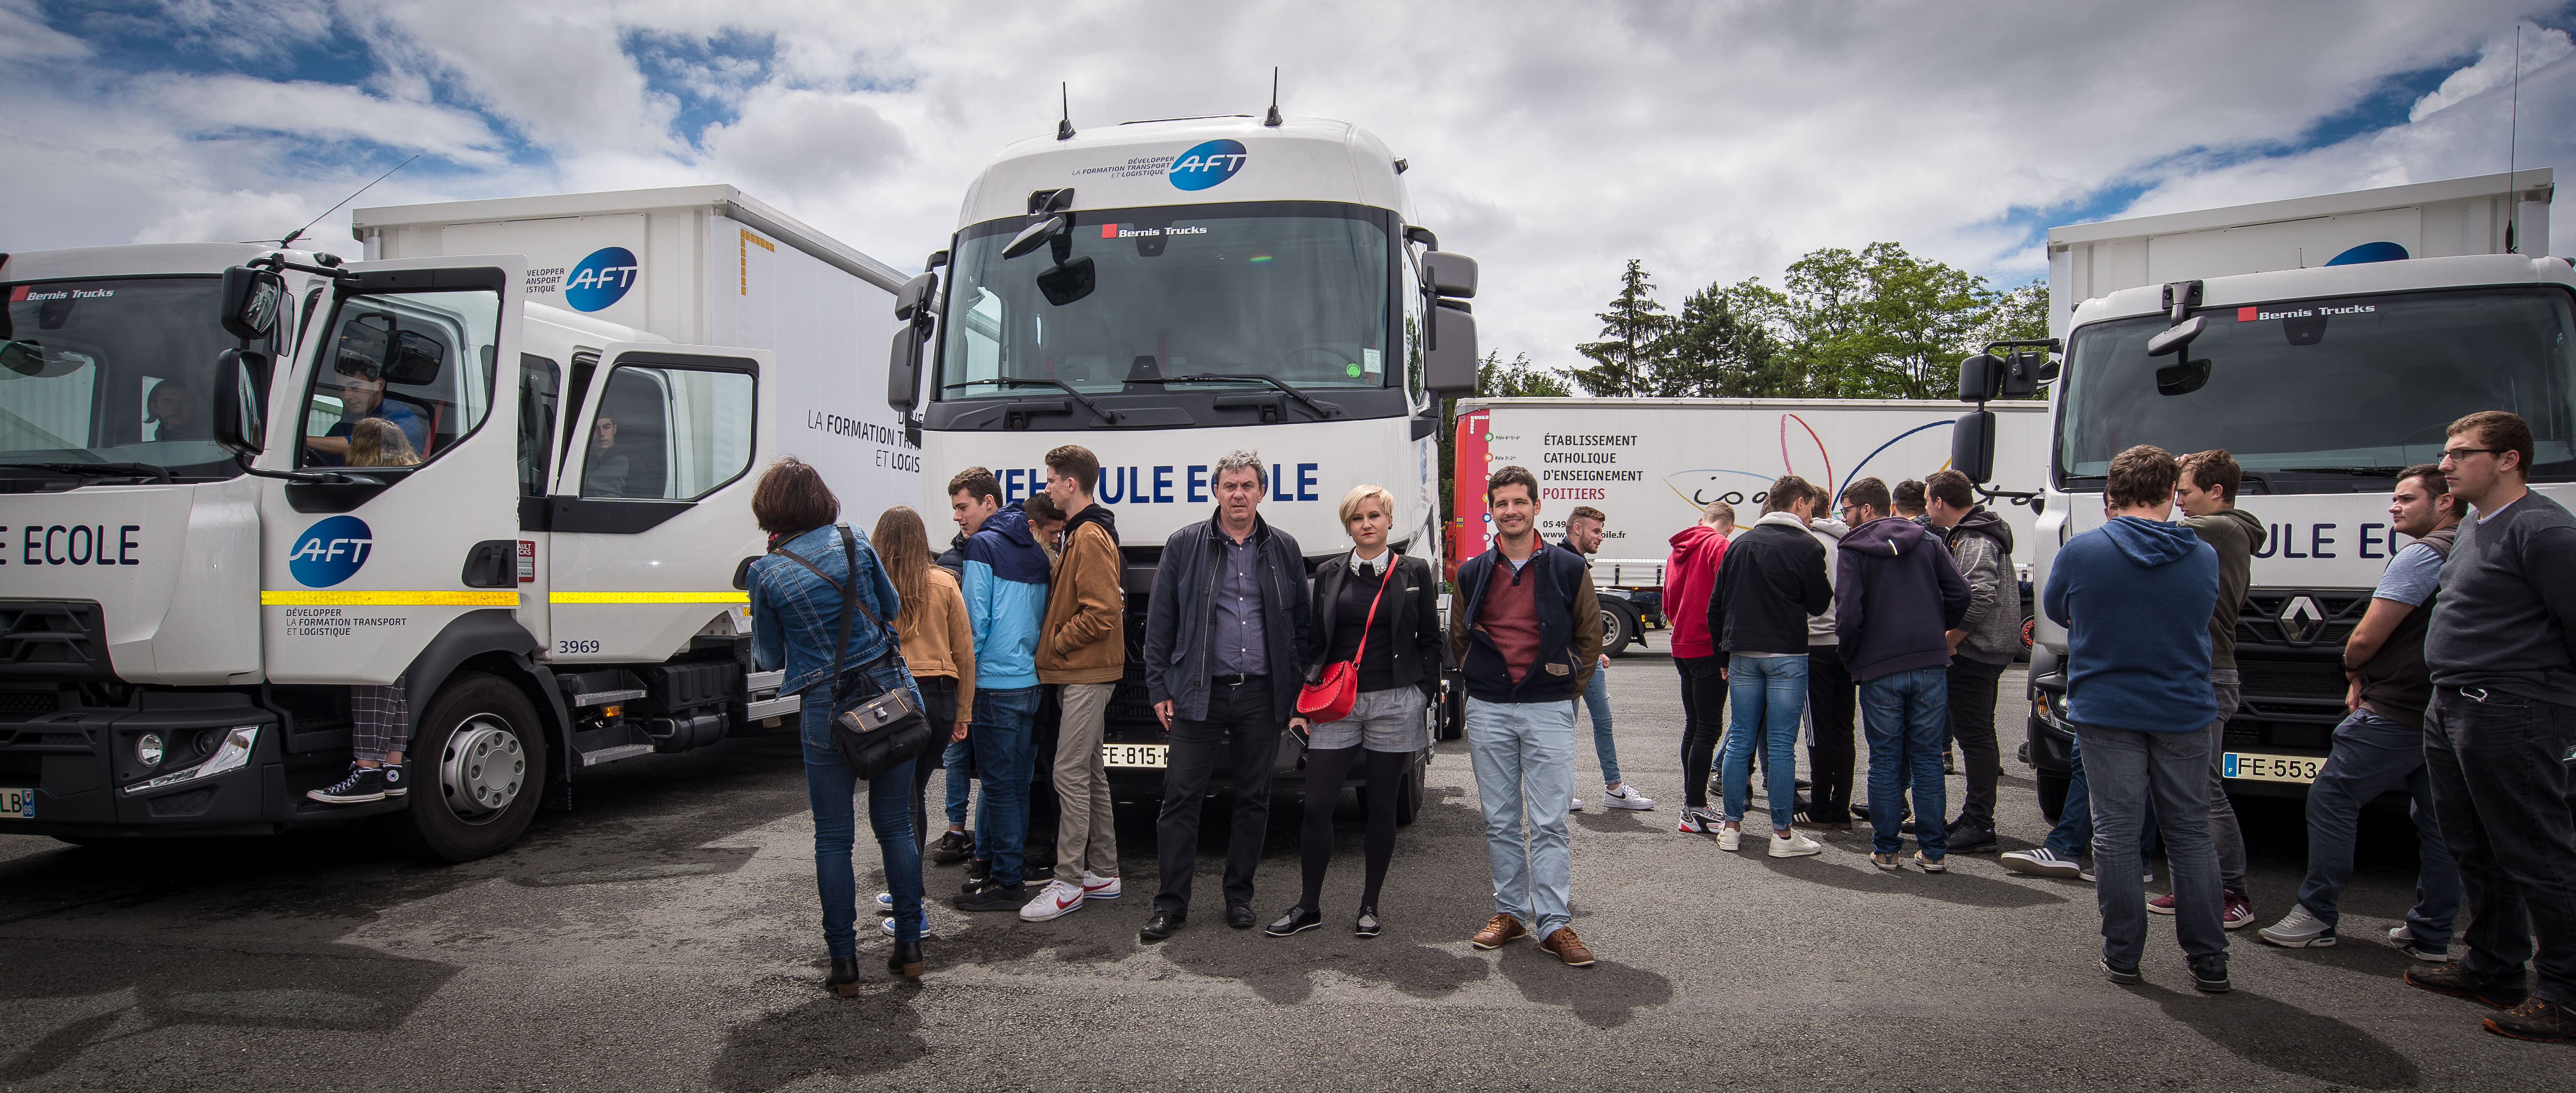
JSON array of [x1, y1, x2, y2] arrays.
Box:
[[2036, 769, 2071, 825], [397, 672, 547, 863], [1394, 756, 1426, 826], [2019, 615, 2036, 663], [1599, 603, 1637, 658]]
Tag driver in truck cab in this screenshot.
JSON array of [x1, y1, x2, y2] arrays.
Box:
[[304, 371, 426, 466]]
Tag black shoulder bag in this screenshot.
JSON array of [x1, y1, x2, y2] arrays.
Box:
[[775, 526, 936, 780]]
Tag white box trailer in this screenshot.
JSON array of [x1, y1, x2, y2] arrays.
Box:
[[355, 186, 919, 518], [1453, 397, 2050, 652]]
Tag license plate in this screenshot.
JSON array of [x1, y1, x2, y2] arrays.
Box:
[[1102, 743, 1168, 769], [2224, 752, 2322, 783], [0, 786, 32, 819]]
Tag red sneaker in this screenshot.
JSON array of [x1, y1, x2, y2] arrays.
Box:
[[2146, 892, 2177, 915]]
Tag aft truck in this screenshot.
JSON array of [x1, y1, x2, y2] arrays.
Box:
[[1946, 169, 2574, 817], [883, 113, 1480, 817], [1453, 398, 2050, 654], [0, 185, 908, 859]]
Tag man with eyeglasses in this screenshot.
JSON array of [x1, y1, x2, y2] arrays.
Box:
[[2407, 410, 2576, 1042]]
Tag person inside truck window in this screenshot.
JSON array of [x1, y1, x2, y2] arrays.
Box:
[[346, 417, 418, 468], [305, 372, 426, 465], [143, 379, 206, 441], [582, 416, 631, 497]]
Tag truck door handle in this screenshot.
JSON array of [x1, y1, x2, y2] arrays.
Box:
[[463, 540, 517, 588]]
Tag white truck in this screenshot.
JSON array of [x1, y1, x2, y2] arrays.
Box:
[[1453, 397, 2050, 654], [882, 113, 1480, 816], [0, 185, 908, 859], [1946, 169, 2573, 816]]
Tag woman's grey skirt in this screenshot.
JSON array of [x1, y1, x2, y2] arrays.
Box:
[[1306, 685, 1430, 753]]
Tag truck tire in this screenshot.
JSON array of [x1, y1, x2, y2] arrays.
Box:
[[2036, 768, 2071, 825], [1394, 756, 1426, 826], [398, 672, 547, 863], [1599, 602, 1637, 658]]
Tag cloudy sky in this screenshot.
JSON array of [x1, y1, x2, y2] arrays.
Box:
[[3, 0, 2570, 371]]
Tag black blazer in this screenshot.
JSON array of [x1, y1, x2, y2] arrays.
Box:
[[1302, 550, 1445, 700]]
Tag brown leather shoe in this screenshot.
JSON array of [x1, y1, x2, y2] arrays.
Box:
[[1540, 926, 1596, 966], [1470, 913, 1527, 949]]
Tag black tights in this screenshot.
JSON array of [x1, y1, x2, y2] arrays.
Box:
[[1677, 655, 1728, 809], [1299, 745, 1405, 912]]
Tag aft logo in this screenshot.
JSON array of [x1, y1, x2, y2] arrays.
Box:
[[288, 515, 375, 588], [1168, 139, 1249, 191], [564, 247, 640, 313]]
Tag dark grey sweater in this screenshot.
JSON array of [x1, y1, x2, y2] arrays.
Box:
[[2425, 491, 2576, 707]]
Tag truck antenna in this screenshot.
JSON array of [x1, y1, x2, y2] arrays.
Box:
[[2507, 23, 2523, 253], [1264, 67, 1283, 127], [1057, 83, 1076, 141], [265, 155, 419, 249]]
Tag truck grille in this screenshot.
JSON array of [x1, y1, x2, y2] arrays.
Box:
[[2237, 660, 2349, 701], [2236, 591, 2370, 650], [0, 601, 114, 681]]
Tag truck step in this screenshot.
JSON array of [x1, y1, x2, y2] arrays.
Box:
[[570, 688, 648, 709], [578, 743, 656, 768]]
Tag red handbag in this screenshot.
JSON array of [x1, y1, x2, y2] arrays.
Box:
[[1296, 556, 1398, 725]]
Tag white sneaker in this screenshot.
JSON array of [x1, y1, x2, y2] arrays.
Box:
[[1717, 826, 1742, 852], [1602, 785, 1656, 811], [1999, 848, 2085, 879], [1570, 798, 1585, 812], [2258, 905, 2336, 948], [1768, 832, 1824, 858], [1018, 879, 1087, 922], [2388, 924, 2449, 962], [1081, 871, 1122, 899]]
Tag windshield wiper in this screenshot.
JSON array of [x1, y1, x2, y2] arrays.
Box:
[[0, 461, 174, 483], [1134, 373, 1342, 418], [941, 378, 1121, 423], [2279, 466, 2410, 477]]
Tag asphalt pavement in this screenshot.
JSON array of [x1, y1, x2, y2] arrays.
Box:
[[4, 631, 2568, 1091]]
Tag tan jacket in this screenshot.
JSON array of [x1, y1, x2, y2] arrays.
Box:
[[1038, 514, 1125, 684], [896, 566, 976, 719]]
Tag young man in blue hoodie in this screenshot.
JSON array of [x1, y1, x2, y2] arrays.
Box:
[[2042, 444, 2229, 992], [947, 467, 1052, 913], [1834, 477, 1969, 872]]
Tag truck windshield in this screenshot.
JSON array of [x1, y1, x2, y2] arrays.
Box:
[[1, 277, 254, 479], [2057, 286, 2576, 486], [938, 201, 1394, 399]]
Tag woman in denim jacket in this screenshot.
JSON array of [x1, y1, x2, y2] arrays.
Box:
[[747, 457, 927, 992]]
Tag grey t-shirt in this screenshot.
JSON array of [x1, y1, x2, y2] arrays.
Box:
[[2373, 542, 2443, 606], [2426, 491, 2576, 705], [1210, 531, 1268, 675]]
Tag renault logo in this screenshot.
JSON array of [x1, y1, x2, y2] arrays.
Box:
[[2280, 596, 2325, 644]]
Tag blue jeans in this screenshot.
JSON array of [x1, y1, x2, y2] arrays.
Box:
[[802, 659, 925, 957], [2297, 709, 2459, 946], [2042, 737, 2161, 864], [1582, 666, 1621, 786], [942, 737, 973, 829], [968, 685, 1042, 886], [1722, 655, 1807, 827], [2081, 721, 2227, 969], [1466, 697, 1575, 939], [1859, 667, 1948, 856]]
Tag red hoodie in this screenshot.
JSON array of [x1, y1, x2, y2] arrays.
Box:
[[1664, 524, 1730, 658]]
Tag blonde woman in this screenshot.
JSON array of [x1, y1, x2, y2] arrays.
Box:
[[1270, 485, 1444, 938], [871, 507, 977, 905], [345, 417, 417, 467]]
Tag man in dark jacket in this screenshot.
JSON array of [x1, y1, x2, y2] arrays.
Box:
[[1453, 465, 1604, 967], [2259, 464, 2460, 959], [1704, 476, 1833, 857], [1924, 469, 2016, 852], [2171, 450, 2267, 928], [1139, 451, 1311, 939], [1837, 477, 1970, 872], [2042, 445, 2228, 992]]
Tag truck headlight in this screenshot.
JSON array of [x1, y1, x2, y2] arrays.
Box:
[[137, 733, 163, 767], [122, 726, 258, 795]]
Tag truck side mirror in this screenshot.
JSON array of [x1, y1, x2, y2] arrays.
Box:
[[1422, 252, 1478, 298], [893, 271, 937, 322], [888, 325, 925, 413], [1424, 301, 1477, 395], [1957, 353, 2002, 402], [220, 266, 286, 341], [1950, 409, 1995, 483], [1998, 349, 2059, 399], [213, 348, 271, 458]]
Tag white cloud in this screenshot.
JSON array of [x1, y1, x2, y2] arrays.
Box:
[[2412, 26, 2574, 121], [139, 73, 510, 166]]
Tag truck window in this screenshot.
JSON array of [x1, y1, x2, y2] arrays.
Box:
[[580, 364, 753, 501], [297, 288, 500, 469], [0, 276, 261, 481], [519, 355, 559, 496]]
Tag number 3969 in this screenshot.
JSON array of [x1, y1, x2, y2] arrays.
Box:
[[557, 640, 602, 655]]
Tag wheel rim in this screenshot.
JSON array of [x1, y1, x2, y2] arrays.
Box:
[[1599, 608, 1622, 643], [441, 715, 526, 824]]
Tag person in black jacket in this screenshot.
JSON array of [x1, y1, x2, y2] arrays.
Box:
[[1268, 485, 1444, 939], [1139, 451, 1312, 939], [1705, 475, 1834, 858]]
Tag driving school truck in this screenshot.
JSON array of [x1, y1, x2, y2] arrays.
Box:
[[882, 112, 1481, 820], [1453, 397, 2051, 655], [1943, 169, 2573, 819], [0, 185, 907, 860]]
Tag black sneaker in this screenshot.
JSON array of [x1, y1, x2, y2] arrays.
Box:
[[952, 883, 1026, 912], [1947, 823, 1998, 854], [306, 764, 389, 804], [927, 831, 974, 864], [2190, 954, 2230, 993], [1264, 906, 1323, 938], [966, 858, 991, 886], [2102, 960, 2142, 985], [379, 762, 407, 798], [2485, 998, 2576, 1042], [2407, 961, 2531, 1009], [1354, 908, 1382, 938]]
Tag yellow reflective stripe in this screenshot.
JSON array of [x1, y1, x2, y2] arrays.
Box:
[[262, 590, 520, 606], [549, 591, 750, 605]]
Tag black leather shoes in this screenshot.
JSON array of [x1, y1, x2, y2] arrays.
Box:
[[1264, 906, 1323, 937], [1140, 908, 1185, 941], [887, 939, 923, 980], [1354, 908, 1382, 938], [1226, 902, 1257, 929], [825, 956, 864, 997]]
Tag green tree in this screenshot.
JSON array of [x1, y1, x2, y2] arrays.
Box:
[[1570, 259, 1669, 397], [1653, 281, 1792, 396], [1774, 242, 2010, 400], [1477, 349, 1574, 397]]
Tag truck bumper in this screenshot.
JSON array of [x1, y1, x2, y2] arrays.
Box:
[[0, 689, 290, 837]]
